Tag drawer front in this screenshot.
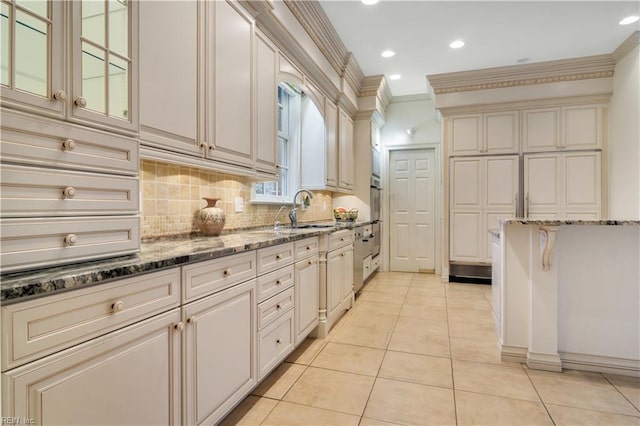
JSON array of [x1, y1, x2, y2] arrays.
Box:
[[182, 251, 257, 303], [328, 229, 353, 251], [0, 216, 140, 272], [257, 264, 294, 303], [1, 164, 139, 217], [294, 237, 319, 261], [258, 310, 294, 380], [257, 243, 294, 275], [1, 268, 180, 371], [0, 110, 139, 175], [258, 287, 294, 329]]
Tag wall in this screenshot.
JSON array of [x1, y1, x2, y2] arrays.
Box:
[[141, 160, 333, 238], [608, 43, 640, 219], [380, 95, 441, 148]]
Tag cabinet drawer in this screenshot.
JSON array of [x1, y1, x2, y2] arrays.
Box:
[[257, 243, 294, 275], [1, 164, 139, 217], [1, 268, 180, 371], [363, 255, 373, 280], [258, 287, 294, 329], [328, 229, 353, 251], [294, 237, 319, 261], [182, 251, 257, 303], [0, 216, 140, 272], [257, 264, 294, 303], [258, 309, 294, 379], [0, 109, 138, 175]]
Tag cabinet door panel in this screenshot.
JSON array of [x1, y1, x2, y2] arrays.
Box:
[[338, 108, 354, 191], [484, 212, 512, 262], [523, 108, 559, 152], [485, 156, 519, 210], [326, 250, 343, 316], [450, 158, 482, 208], [254, 31, 277, 174], [210, 1, 253, 167], [3, 309, 182, 426], [324, 100, 338, 188], [295, 255, 319, 344], [562, 105, 601, 150], [341, 248, 354, 300], [450, 211, 481, 261], [450, 115, 482, 155], [485, 112, 519, 153], [183, 280, 257, 425], [525, 154, 560, 216], [139, 0, 200, 154], [563, 152, 601, 215], [258, 310, 294, 379]]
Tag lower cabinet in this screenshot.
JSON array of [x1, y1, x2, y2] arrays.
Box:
[[2, 309, 182, 425], [182, 279, 257, 425], [294, 254, 320, 345], [320, 233, 354, 337]]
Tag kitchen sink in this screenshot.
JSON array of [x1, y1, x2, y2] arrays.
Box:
[[295, 223, 336, 229]]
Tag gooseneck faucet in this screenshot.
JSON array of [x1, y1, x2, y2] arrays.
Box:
[[289, 190, 314, 228]]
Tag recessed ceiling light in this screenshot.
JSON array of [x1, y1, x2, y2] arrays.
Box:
[[389, 74, 401, 80], [449, 40, 465, 49], [381, 50, 395, 58], [361, 0, 379, 5], [619, 15, 639, 25]]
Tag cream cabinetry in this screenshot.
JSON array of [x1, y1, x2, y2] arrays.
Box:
[[450, 155, 519, 263], [325, 100, 340, 189], [254, 30, 278, 176], [1, 0, 138, 134], [139, 0, 202, 156], [317, 230, 354, 337], [2, 309, 182, 426], [182, 279, 257, 425], [294, 238, 320, 345], [449, 111, 519, 156], [522, 104, 604, 152], [524, 151, 601, 219], [338, 107, 355, 192]]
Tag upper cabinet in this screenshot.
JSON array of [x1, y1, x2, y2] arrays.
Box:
[[1, 0, 138, 134], [324, 99, 339, 189], [338, 107, 354, 192], [139, 0, 203, 156], [522, 104, 604, 152], [208, 0, 254, 169], [449, 111, 519, 156], [254, 31, 277, 176]]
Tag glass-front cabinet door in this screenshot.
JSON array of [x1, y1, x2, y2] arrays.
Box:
[[70, 0, 138, 133], [0, 0, 65, 117]]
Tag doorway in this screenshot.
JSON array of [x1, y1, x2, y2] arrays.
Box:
[[388, 148, 436, 272]]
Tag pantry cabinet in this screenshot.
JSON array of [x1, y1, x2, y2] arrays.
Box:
[[183, 279, 257, 425], [450, 155, 519, 263], [522, 104, 604, 152], [524, 151, 601, 220], [449, 111, 519, 156]]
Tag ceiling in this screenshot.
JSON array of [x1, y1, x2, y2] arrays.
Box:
[[318, 1, 640, 97]]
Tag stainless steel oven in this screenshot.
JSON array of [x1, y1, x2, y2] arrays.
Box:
[[370, 187, 381, 222], [371, 221, 380, 257]]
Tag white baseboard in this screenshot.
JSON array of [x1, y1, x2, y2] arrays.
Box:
[[560, 352, 640, 378], [501, 345, 528, 364], [527, 351, 562, 372]]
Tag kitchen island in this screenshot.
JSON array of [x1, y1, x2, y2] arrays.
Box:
[[492, 219, 640, 377]]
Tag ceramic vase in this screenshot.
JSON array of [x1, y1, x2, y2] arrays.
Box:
[[197, 197, 226, 236]]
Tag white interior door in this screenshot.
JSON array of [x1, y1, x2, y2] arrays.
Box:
[[389, 149, 436, 272]]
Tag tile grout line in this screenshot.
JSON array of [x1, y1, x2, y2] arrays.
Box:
[[602, 373, 640, 414], [522, 364, 558, 425], [444, 280, 460, 426]]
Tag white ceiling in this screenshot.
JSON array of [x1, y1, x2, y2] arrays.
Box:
[[318, 1, 640, 97]]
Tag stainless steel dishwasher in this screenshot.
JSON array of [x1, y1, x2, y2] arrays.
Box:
[[353, 225, 373, 293]]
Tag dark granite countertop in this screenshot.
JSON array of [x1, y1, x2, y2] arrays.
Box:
[[0, 220, 373, 305], [501, 219, 640, 226]]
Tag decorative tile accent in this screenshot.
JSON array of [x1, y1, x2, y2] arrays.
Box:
[[140, 160, 334, 238]]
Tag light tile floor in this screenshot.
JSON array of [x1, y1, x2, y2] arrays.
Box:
[[220, 272, 640, 425]]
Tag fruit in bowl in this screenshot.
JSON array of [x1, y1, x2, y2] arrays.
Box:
[[333, 207, 348, 221]]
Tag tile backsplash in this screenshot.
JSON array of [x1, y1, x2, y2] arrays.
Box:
[[141, 160, 333, 238]]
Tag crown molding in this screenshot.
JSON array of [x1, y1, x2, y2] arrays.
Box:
[[612, 31, 640, 62], [427, 54, 615, 95], [391, 94, 432, 104]]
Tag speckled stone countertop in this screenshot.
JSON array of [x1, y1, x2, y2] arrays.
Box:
[[501, 219, 640, 226], [0, 221, 372, 305]]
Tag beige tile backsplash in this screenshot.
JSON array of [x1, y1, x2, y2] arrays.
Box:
[[141, 160, 333, 238]]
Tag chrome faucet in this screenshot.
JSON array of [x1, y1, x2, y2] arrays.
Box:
[[289, 190, 314, 228], [273, 205, 288, 231]]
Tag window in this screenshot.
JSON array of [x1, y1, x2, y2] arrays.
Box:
[[252, 83, 300, 203]]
